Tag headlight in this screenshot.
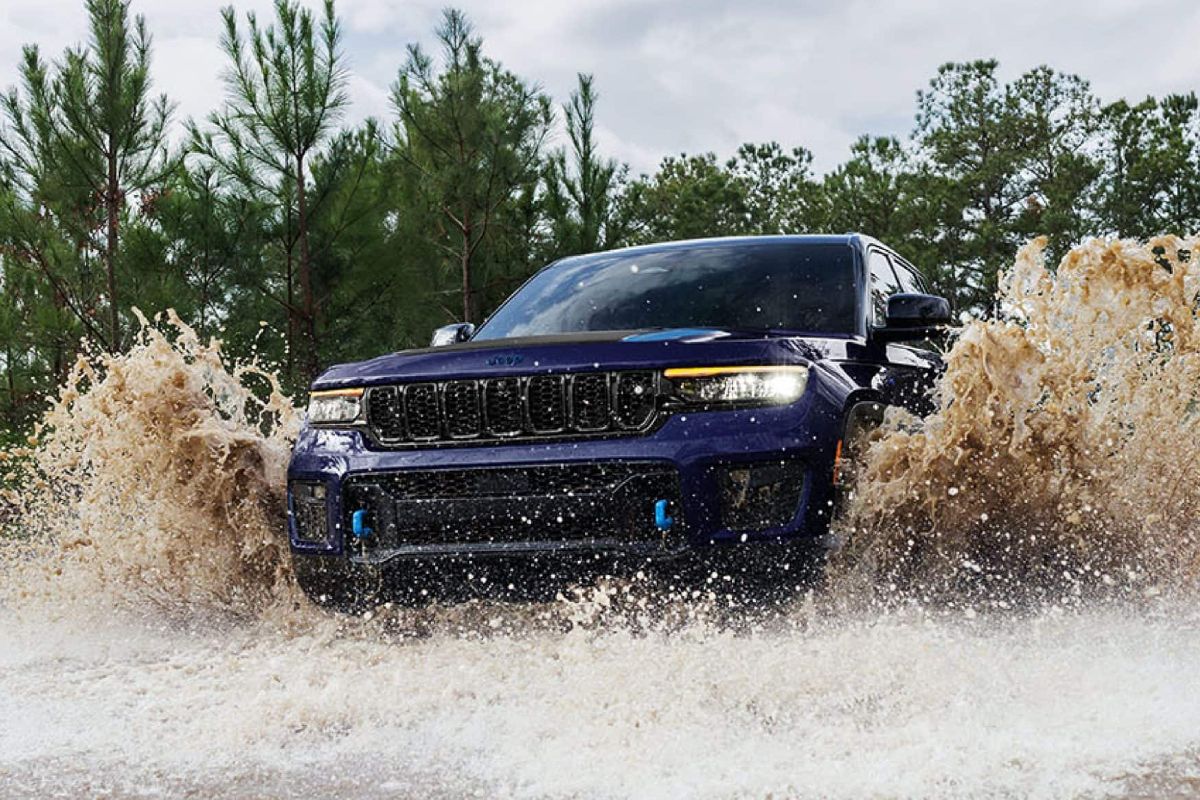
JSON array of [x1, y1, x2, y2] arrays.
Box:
[[664, 366, 808, 405], [307, 387, 363, 424]]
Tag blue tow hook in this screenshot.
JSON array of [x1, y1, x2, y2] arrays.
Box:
[[654, 499, 675, 532], [351, 509, 373, 540]]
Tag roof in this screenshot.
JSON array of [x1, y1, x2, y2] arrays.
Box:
[[556, 233, 878, 264]]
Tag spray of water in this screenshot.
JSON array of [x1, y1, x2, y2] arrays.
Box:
[[832, 236, 1200, 601], [1, 310, 300, 616]]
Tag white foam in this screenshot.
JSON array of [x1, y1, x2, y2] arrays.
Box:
[[2, 602, 1197, 798]]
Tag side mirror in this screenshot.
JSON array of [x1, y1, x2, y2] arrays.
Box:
[[430, 323, 475, 347], [875, 293, 951, 341]]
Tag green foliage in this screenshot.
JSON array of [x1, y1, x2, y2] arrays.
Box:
[[3, 0, 1200, 433], [390, 9, 552, 324], [624, 152, 751, 241], [729, 142, 821, 234], [1007, 66, 1100, 263], [542, 74, 625, 259], [0, 0, 174, 351], [906, 61, 1116, 311], [913, 60, 1030, 310], [189, 0, 349, 382], [1096, 94, 1200, 239], [0, 0, 174, 427]]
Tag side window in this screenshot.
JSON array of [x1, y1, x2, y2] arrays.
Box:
[[891, 257, 930, 295], [868, 250, 901, 326]]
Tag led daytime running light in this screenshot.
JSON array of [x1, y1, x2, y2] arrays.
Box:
[[310, 387, 364, 398], [663, 365, 808, 379], [666, 365, 808, 405]]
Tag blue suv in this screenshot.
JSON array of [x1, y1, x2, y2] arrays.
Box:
[[288, 235, 949, 608]]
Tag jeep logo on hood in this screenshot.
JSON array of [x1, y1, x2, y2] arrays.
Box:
[[485, 353, 524, 367]]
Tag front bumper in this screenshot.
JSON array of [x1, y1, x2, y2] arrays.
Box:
[[287, 396, 842, 566]]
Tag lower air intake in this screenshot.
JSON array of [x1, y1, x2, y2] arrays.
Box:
[[341, 462, 683, 549]]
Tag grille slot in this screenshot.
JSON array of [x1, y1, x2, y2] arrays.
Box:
[[615, 372, 658, 429], [483, 378, 523, 436], [366, 387, 404, 441], [443, 381, 482, 438], [366, 371, 661, 446], [375, 463, 630, 499], [527, 375, 566, 432], [571, 373, 611, 431], [405, 384, 441, 440]]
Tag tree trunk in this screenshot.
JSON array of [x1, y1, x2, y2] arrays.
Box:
[[105, 143, 120, 351], [285, 245, 295, 383], [5, 344, 16, 427], [295, 150, 317, 379], [460, 208, 473, 323]]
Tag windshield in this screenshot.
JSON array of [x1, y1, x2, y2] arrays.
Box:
[[473, 241, 858, 340]]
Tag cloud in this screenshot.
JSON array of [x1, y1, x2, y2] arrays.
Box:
[[2, 0, 1197, 176]]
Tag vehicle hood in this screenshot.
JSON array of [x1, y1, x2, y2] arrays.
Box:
[[312, 328, 851, 389]]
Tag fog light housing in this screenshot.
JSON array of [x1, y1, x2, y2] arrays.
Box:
[[716, 461, 805, 532], [290, 481, 331, 544]]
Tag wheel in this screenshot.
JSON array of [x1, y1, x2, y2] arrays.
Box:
[[835, 400, 887, 511]]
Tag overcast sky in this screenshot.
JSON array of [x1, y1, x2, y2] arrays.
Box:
[[3, 0, 1199, 174]]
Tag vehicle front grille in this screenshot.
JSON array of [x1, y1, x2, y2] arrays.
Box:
[[365, 371, 661, 447], [341, 462, 684, 548]]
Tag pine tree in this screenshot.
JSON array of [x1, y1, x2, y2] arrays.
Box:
[[190, 0, 348, 381], [0, 0, 173, 352], [1008, 66, 1101, 262], [391, 9, 552, 324], [543, 74, 624, 258], [728, 142, 821, 234], [915, 60, 1030, 310]]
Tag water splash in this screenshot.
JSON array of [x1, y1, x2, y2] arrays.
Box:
[[833, 237, 1200, 602], [1, 310, 300, 616]]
